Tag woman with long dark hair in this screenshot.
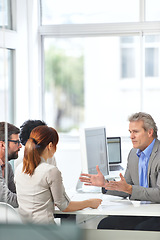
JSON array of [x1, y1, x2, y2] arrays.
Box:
[[15, 125, 102, 224]]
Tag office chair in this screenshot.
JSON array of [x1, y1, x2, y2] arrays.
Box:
[[0, 202, 22, 223]]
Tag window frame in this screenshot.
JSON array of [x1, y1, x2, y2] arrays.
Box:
[[0, 0, 17, 123], [39, 1, 160, 135]]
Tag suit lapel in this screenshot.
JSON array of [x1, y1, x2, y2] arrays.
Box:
[[147, 139, 159, 183]]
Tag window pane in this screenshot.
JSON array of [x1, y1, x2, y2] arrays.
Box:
[[0, 49, 14, 122], [44, 36, 141, 136], [145, 36, 160, 77], [146, 0, 160, 21], [41, 0, 139, 25], [44, 38, 84, 132], [120, 37, 136, 78], [145, 48, 159, 77], [44, 35, 160, 136], [143, 35, 160, 119], [121, 48, 135, 78], [0, 0, 12, 29]]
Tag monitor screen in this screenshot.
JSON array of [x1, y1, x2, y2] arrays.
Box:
[[107, 137, 122, 164], [80, 127, 109, 177]]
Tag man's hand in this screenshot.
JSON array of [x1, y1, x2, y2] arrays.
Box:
[[104, 173, 132, 194], [79, 165, 106, 187]]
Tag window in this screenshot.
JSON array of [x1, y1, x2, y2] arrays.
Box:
[[0, 0, 15, 123], [0, 0, 12, 29], [121, 48, 135, 78], [44, 38, 84, 132], [0, 48, 14, 122], [41, 0, 139, 25], [145, 48, 159, 77], [145, 36, 160, 77], [146, 0, 160, 21], [120, 37, 136, 79], [40, 1, 160, 136]]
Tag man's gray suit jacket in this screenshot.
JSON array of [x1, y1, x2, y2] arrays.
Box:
[[0, 162, 18, 207], [107, 139, 160, 203]]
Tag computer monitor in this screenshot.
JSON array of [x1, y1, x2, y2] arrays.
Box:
[[80, 127, 109, 177], [107, 137, 124, 171]]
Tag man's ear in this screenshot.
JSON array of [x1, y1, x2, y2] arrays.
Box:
[[148, 128, 154, 137], [0, 141, 5, 150]]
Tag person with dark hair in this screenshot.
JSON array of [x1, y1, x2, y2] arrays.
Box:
[[19, 120, 47, 146], [80, 112, 160, 230], [15, 119, 56, 169], [0, 122, 22, 207], [15, 125, 102, 224]]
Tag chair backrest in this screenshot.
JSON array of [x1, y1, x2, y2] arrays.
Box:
[[0, 202, 22, 223]]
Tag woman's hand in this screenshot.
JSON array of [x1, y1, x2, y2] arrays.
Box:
[[88, 198, 102, 209], [63, 198, 102, 212]]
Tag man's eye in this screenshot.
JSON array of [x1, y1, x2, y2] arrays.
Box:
[[129, 131, 138, 134]]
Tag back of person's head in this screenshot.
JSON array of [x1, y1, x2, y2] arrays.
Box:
[[20, 120, 47, 146], [128, 112, 158, 139], [0, 122, 20, 141], [23, 125, 59, 175]]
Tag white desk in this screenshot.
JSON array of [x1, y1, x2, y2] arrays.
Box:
[[54, 192, 160, 217]]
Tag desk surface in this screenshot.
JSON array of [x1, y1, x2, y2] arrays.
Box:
[[54, 192, 160, 217]]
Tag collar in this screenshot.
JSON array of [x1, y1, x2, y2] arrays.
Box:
[[40, 157, 46, 163], [136, 138, 156, 158]]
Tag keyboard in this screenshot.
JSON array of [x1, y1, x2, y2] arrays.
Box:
[[109, 165, 124, 171]]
